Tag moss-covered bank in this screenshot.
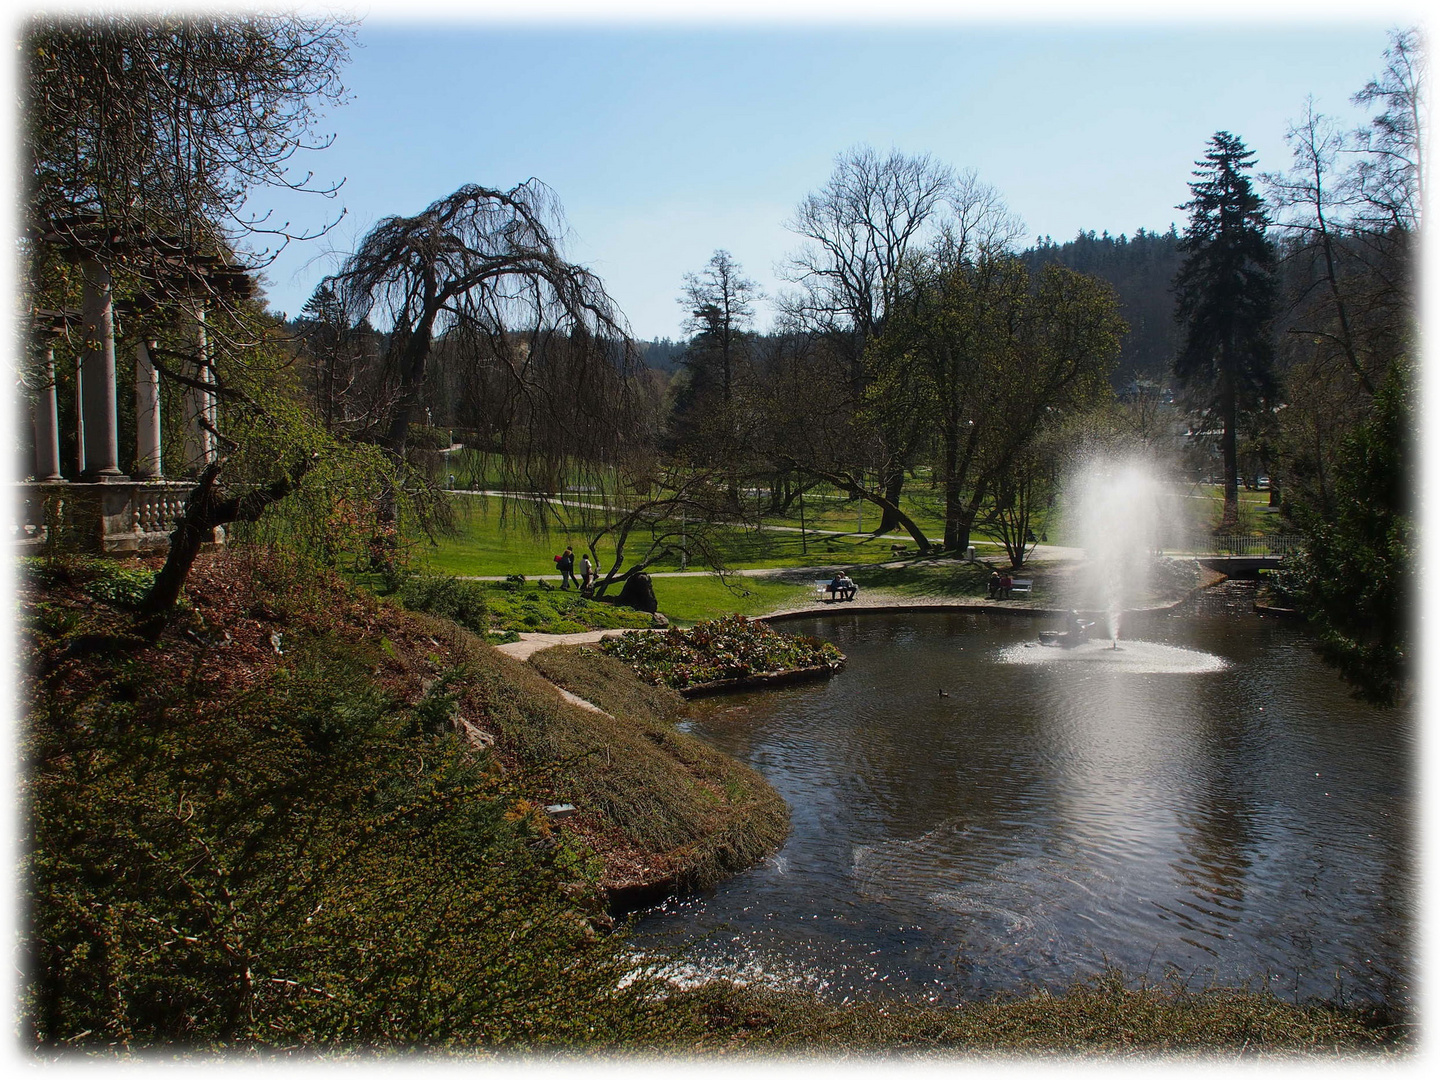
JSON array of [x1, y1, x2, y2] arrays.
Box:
[[525, 645, 788, 904], [17, 550, 783, 1049]]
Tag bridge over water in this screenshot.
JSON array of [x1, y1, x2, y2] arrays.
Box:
[[1172, 535, 1301, 577]]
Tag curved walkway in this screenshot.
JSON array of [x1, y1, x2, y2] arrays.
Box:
[[493, 627, 645, 662], [495, 592, 1075, 662], [496, 580, 1213, 662]]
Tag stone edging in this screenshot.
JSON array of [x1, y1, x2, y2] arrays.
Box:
[[676, 661, 844, 698]]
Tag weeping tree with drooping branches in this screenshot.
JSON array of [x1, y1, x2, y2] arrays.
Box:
[[327, 181, 645, 502]]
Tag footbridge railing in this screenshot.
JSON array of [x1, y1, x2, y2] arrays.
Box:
[[1178, 535, 1304, 557]]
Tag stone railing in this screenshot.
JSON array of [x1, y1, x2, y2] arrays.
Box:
[[12, 479, 208, 555]]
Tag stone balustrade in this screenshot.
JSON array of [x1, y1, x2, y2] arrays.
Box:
[[13, 479, 210, 555]]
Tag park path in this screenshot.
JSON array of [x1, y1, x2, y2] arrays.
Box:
[[492, 579, 1080, 662], [461, 543, 1088, 584]]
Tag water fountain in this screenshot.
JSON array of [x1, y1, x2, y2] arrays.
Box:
[[1003, 455, 1226, 673]]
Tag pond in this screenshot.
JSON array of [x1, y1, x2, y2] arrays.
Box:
[[633, 585, 1415, 1011]]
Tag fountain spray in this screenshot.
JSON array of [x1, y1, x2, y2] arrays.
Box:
[[1069, 456, 1174, 643]]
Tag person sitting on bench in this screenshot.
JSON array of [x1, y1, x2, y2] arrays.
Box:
[[828, 571, 857, 601]]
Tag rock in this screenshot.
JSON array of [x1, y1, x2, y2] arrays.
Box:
[[616, 571, 658, 613], [649, 612, 669, 628]]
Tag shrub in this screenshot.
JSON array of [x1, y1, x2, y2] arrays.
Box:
[[397, 574, 489, 634]]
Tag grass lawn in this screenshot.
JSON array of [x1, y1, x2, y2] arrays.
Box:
[[422, 490, 1036, 581], [411, 477, 1283, 627], [648, 575, 814, 627], [415, 495, 595, 578]]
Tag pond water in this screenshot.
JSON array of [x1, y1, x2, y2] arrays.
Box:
[[633, 585, 1415, 1011]]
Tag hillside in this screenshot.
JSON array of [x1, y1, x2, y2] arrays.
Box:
[[18, 549, 786, 1047]]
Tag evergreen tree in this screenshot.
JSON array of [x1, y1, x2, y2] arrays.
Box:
[[1282, 359, 1412, 706], [1172, 132, 1278, 529]]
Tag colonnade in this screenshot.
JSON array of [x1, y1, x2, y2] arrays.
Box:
[[28, 259, 217, 484]]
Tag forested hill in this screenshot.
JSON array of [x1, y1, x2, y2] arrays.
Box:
[[642, 230, 1185, 392], [1020, 227, 1183, 390]]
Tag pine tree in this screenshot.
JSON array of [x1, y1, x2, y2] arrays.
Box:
[[1172, 132, 1278, 529]]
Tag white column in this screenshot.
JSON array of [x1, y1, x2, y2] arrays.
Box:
[[134, 339, 162, 478], [31, 341, 62, 480], [74, 343, 86, 477], [182, 303, 217, 473], [79, 259, 121, 477]]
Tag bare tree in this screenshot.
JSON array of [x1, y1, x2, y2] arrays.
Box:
[[781, 146, 955, 379], [1265, 27, 1424, 514], [779, 149, 1023, 535], [329, 182, 639, 475], [24, 12, 352, 277], [672, 250, 763, 502], [573, 464, 746, 596], [679, 250, 762, 418], [1351, 27, 1425, 235]]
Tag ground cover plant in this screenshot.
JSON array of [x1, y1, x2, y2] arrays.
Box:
[[601, 614, 844, 690], [17, 550, 786, 1050], [387, 571, 654, 637], [20, 553, 642, 1048], [631, 971, 1401, 1056]]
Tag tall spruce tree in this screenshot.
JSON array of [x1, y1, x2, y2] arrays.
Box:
[[1172, 132, 1278, 529]]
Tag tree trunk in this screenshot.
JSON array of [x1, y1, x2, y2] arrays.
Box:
[[140, 460, 304, 616], [1220, 375, 1240, 530], [807, 466, 931, 552], [948, 509, 976, 556], [876, 468, 907, 533]]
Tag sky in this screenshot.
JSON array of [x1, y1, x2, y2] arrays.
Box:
[[243, 5, 1411, 340]]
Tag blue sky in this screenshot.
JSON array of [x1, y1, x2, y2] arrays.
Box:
[[251, 12, 1402, 339]]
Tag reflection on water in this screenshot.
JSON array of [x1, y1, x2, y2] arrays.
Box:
[[638, 589, 1415, 1010]]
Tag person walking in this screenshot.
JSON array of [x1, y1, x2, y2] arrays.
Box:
[[558, 546, 576, 589], [580, 553, 594, 594]]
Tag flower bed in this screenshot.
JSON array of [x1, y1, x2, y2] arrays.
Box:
[[600, 614, 844, 693]]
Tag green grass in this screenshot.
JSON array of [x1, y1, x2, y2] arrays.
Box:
[[414, 479, 1284, 629], [421, 489, 1022, 581], [482, 581, 654, 634], [633, 970, 1403, 1055], [647, 575, 814, 627], [415, 495, 593, 578]]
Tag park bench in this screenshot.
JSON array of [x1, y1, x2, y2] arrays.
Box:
[[1009, 578, 1033, 597], [814, 580, 858, 602]]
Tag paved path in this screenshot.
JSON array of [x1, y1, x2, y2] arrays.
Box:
[[461, 544, 1088, 584], [492, 590, 1072, 662], [493, 627, 649, 661]]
